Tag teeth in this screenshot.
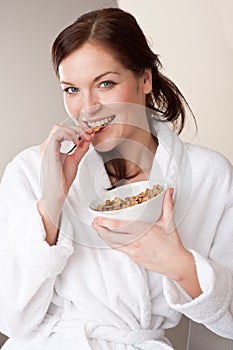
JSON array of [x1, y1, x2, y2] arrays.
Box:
[[87, 115, 115, 129]]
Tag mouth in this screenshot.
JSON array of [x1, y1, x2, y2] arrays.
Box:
[[87, 115, 116, 133]]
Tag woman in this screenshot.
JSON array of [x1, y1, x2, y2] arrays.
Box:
[[0, 7, 232, 350]]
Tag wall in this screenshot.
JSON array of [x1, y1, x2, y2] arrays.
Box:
[[0, 0, 117, 178], [118, 0, 233, 164]]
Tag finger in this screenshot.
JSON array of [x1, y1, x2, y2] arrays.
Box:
[[45, 132, 78, 156], [59, 123, 91, 141], [60, 119, 91, 133], [93, 216, 131, 230], [47, 124, 92, 158], [78, 120, 93, 134], [50, 124, 80, 145], [160, 188, 175, 233], [92, 216, 151, 235], [92, 224, 138, 247], [69, 138, 91, 163]]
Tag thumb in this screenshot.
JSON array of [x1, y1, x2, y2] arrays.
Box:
[[70, 139, 91, 164], [160, 188, 175, 233]]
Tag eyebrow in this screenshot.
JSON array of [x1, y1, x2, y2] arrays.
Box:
[[60, 71, 120, 85]]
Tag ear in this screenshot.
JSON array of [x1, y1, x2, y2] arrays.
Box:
[[142, 68, 152, 94]]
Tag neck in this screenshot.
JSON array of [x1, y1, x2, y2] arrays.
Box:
[[114, 129, 158, 184]]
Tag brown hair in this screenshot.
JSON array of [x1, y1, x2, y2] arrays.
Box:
[[52, 8, 195, 187]]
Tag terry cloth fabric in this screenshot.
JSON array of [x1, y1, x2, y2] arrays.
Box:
[[0, 120, 232, 349]]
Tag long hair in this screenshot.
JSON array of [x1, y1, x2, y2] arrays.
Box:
[[51, 8, 195, 187]]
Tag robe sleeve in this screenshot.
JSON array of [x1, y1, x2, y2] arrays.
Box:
[[0, 155, 74, 337], [163, 158, 233, 340]]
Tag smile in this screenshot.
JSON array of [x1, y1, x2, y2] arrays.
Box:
[[87, 115, 116, 131]]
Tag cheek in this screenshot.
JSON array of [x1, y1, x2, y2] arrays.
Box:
[[63, 96, 79, 117], [63, 96, 71, 114], [107, 84, 139, 104], [113, 90, 136, 103]]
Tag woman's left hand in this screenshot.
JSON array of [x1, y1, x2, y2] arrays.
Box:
[[92, 188, 201, 294]]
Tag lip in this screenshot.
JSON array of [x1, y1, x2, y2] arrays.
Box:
[[86, 114, 116, 132], [87, 114, 115, 125], [94, 122, 111, 134]]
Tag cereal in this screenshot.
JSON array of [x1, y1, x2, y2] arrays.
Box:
[[92, 125, 105, 133], [96, 184, 163, 211]]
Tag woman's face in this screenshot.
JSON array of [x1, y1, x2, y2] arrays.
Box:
[[59, 43, 152, 152]]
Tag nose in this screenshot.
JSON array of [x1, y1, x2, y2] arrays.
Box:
[[80, 91, 102, 121], [81, 104, 102, 120]]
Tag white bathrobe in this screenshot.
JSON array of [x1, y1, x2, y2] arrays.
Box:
[[0, 121, 232, 349]]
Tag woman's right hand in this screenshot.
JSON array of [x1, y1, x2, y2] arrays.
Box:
[[38, 121, 92, 245]]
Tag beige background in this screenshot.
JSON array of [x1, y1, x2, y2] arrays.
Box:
[[119, 0, 233, 163]]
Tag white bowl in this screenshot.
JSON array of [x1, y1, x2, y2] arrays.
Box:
[[88, 180, 165, 224]]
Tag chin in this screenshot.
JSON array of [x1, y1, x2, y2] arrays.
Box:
[[92, 138, 122, 153]]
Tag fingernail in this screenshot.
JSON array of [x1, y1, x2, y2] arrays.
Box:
[[170, 188, 174, 196], [94, 217, 108, 228], [93, 217, 101, 225]]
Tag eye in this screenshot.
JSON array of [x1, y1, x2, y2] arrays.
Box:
[[64, 87, 79, 95], [99, 80, 116, 89]]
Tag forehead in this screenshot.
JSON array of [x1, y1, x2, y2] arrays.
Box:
[[58, 43, 123, 80]]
